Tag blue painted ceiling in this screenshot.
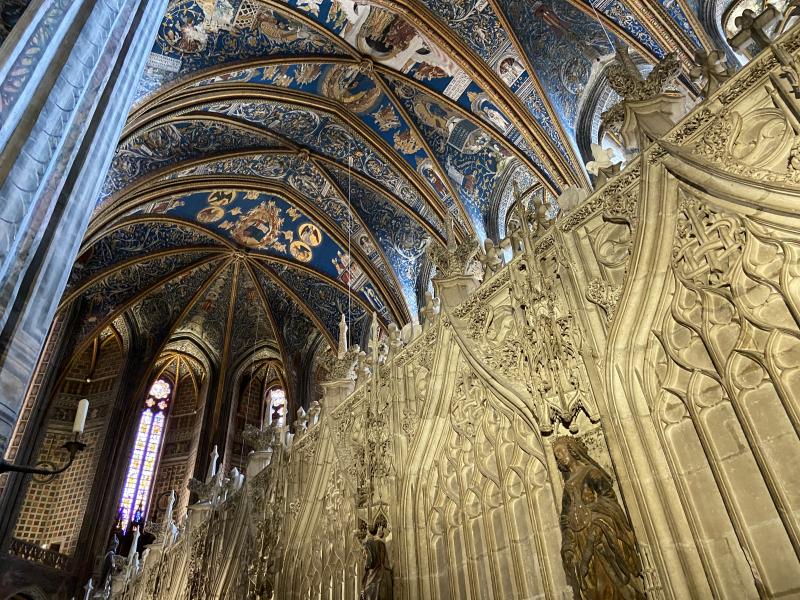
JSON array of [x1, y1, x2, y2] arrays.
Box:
[[68, 0, 711, 371]]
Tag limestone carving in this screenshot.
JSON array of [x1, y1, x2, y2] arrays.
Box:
[[428, 215, 479, 278], [477, 238, 504, 278], [586, 146, 621, 186], [420, 290, 440, 330], [105, 38, 800, 600], [602, 46, 684, 150], [242, 423, 280, 451], [100, 535, 119, 591], [729, 5, 780, 57], [512, 258, 599, 433], [605, 47, 680, 107], [187, 470, 224, 505], [586, 279, 622, 322], [554, 437, 644, 600], [689, 49, 733, 98], [321, 344, 359, 382], [557, 185, 591, 214], [586, 144, 617, 176]]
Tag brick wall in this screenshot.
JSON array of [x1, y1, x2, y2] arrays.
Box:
[[13, 332, 125, 556]]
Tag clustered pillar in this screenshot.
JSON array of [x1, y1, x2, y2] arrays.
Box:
[[0, 0, 168, 451]]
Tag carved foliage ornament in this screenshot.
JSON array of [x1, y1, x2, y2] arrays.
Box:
[[512, 260, 600, 433], [586, 279, 623, 322], [602, 47, 681, 130], [428, 216, 479, 279]]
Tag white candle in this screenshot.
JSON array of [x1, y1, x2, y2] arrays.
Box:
[[206, 445, 219, 481], [73, 399, 89, 434]]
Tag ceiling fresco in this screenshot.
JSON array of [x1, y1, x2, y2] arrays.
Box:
[[154, 350, 207, 391], [656, 0, 704, 46], [264, 258, 373, 340], [100, 119, 284, 203], [152, 151, 407, 308], [495, 0, 621, 133], [127, 188, 397, 321], [325, 163, 428, 316], [228, 265, 278, 361], [175, 261, 237, 357], [70, 252, 222, 343], [136, 0, 347, 101], [75, 0, 712, 382], [136, 0, 577, 181], [68, 221, 222, 290], [197, 98, 453, 226], [385, 74, 536, 238]]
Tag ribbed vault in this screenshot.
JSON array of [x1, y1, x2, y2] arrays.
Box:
[[68, 0, 713, 398]]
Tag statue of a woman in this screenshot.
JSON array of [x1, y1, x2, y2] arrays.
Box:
[[360, 537, 392, 600], [553, 437, 645, 600], [100, 535, 119, 590]]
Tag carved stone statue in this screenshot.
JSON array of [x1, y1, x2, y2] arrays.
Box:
[[420, 291, 440, 330], [553, 437, 644, 600], [689, 49, 733, 98], [531, 194, 552, 238], [729, 6, 779, 56], [478, 238, 503, 278], [360, 537, 393, 600], [100, 535, 119, 590]]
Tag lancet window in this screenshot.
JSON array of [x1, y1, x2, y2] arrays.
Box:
[[265, 387, 286, 428], [117, 378, 173, 529]]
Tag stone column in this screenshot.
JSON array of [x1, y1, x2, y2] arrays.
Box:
[[0, 0, 168, 451]]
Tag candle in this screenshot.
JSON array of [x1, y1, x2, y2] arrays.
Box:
[[206, 445, 219, 482], [73, 399, 89, 433]]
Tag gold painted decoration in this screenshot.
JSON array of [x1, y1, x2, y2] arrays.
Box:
[[290, 240, 314, 262], [209, 190, 236, 206], [197, 205, 226, 223], [321, 64, 382, 113], [225, 200, 286, 251], [298, 222, 322, 247]]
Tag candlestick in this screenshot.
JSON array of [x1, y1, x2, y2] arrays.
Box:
[[73, 399, 89, 433]]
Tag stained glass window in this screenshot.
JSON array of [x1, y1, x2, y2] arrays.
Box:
[[118, 379, 172, 529], [266, 388, 286, 427], [149, 379, 171, 399]]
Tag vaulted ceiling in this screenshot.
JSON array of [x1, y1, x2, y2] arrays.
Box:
[[67, 0, 718, 379]]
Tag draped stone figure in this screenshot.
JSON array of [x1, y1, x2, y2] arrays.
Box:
[[100, 535, 120, 590], [360, 537, 392, 600], [553, 437, 644, 600]]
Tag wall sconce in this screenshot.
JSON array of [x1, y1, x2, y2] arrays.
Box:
[[0, 399, 88, 478]]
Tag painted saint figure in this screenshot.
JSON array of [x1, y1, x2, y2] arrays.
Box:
[[361, 537, 393, 600], [553, 437, 645, 600]]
